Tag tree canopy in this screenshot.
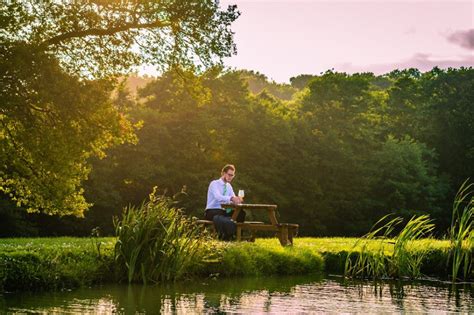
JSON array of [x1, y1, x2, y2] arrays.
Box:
[[81, 67, 471, 236], [0, 0, 239, 215]]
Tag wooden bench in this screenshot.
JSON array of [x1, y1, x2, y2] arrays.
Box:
[[236, 222, 299, 246]]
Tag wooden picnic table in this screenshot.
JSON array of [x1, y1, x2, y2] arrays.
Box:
[[222, 203, 298, 246]]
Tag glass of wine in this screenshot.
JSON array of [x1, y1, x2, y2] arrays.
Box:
[[238, 190, 245, 203]]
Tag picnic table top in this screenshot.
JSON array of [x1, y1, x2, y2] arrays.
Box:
[[221, 203, 277, 209]]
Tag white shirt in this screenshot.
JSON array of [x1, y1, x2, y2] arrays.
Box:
[[205, 178, 235, 210]]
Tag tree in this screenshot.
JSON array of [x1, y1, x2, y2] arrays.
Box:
[[0, 1, 239, 215]]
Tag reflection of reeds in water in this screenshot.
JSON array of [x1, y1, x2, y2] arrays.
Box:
[[448, 180, 473, 282], [345, 214, 434, 280], [113, 187, 204, 284]]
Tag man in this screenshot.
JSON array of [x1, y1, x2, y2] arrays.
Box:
[[205, 164, 245, 240]]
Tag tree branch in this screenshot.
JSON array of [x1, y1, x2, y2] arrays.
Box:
[[41, 20, 173, 48]]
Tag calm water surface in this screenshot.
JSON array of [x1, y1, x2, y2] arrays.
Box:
[[1, 275, 472, 313]]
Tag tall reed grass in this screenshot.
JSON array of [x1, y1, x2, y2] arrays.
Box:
[[448, 180, 473, 281], [114, 188, 205, 284], [345, 214, 434, 280]]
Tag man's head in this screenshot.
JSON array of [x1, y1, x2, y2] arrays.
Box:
[[221, 164, 236, 183]]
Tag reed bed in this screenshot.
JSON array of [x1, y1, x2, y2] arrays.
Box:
[[344, 214, 435, 280], [344, 180, 473, 281], [113, 188, 206, 284]]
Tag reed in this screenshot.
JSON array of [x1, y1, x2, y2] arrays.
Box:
[[448, 180, 473, 281], [345, 215, 399, 279], [390, 215, 434, 278], [114, 188, 205, 284], [345, 214, 434, 280]]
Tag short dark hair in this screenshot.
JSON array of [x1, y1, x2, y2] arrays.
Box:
[[221, 164, 235, 173]]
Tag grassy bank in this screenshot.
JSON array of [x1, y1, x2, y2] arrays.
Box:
[[0, 237, 116, 292], [0, 236, 461, 292]]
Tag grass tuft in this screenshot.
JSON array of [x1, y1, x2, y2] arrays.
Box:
[[113, 188, 206, 284]]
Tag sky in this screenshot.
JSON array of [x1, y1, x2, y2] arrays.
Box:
[[219, 0, 474, 83]]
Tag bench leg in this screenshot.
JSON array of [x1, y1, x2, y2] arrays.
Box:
[[236, 225, 242, 241]]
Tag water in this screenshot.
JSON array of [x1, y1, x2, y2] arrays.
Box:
[[1, 275, 472, 313]]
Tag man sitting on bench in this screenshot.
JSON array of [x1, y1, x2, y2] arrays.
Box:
[[204, 164, 245, 240]]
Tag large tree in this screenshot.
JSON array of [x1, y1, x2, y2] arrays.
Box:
[[0, 1, 239, 215]]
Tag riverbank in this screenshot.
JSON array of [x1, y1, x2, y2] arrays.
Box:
[[0, 237, 458, 292]]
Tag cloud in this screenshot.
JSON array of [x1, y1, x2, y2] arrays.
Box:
[[447, 29, 474, 50], [335, 53, 474, 75]]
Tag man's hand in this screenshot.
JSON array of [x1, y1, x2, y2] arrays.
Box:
[[231, 196, 242, 204]]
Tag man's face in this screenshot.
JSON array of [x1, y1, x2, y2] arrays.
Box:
[[222, 170, 235, 183]]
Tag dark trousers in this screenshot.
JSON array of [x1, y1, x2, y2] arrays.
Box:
[[205, 209, 246, 240]]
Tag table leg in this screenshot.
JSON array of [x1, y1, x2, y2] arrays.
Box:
[[288, 228, 294, 245], [236, 225, 242, 241], [267, 209, 278, 225], [231, 208, 241, 221], [278, 225, 290, 246]]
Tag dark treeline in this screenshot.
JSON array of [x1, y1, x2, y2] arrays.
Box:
[[2, 67, 473, 237]]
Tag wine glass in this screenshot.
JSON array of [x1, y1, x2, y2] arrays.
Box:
[[238, 190, 245, 203]]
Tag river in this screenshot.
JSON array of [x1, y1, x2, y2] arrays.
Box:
[[1, 275, 472, 313]]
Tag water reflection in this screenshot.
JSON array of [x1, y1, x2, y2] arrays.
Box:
[[1, 275, 472, 313]]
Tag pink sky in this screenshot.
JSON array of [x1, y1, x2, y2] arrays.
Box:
[[221, 0, 474, 82]]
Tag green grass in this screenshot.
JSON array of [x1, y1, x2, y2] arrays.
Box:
[[0, 237, 116, 292], [0, 236, 460, 293]]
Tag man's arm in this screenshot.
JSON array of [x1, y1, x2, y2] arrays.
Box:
[[226, 184, 242, 204], [209, 181, 232, 204]]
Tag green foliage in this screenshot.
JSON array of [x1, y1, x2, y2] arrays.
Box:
[[1, 1, 239, 77], [448, 180, 473, 281], [289, 74, 317, 89], [0, 237, 115, 292], [3, 64, 466, 234], [391, 215, 435, 278], [345, 214, 434, 280], [367, 136, 447, 217], [0, 0, 239, 216], [238, 70, 297, 100], [113, 188, 205, 284], [83, 68, 470, 237], [214, 240, 324, 276], [0, 47, 136, 215], [0, 236, 457, 292]]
